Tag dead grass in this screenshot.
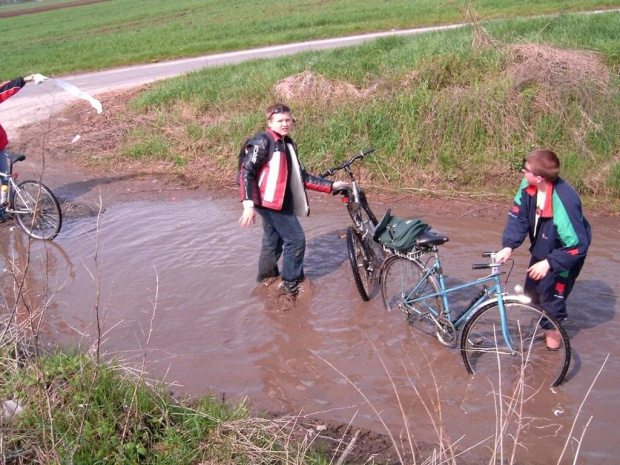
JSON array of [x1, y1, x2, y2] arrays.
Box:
[[275, 70, 377, 103], [507, 43, 611, 92]]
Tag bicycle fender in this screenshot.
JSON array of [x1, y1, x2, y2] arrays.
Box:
[[463, 294, 534, 325]]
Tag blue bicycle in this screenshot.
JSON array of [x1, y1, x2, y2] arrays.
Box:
[[379, 232, 571, 388]]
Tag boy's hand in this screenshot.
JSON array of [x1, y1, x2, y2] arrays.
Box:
[[527, 259, 550, 280], [239, 206, 255, 228], [494, 247, 512, 263], [332, 181, 348, 189]]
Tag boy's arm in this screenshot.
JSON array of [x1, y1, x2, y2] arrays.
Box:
[[501, 181, 531, 250], [302, 169, 333, 193], [0, 77, 27, 104], [239, 134, 270, 204], [546, 193, 591, 272]]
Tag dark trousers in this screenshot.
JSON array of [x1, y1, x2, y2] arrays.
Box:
[[255, 208, 306, 284], [524, 255, 586, 325]]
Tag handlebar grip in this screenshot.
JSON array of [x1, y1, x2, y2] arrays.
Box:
[[472, 264, 490, 270], [320, 169, 333, 178], [361, 148, 376, 156]]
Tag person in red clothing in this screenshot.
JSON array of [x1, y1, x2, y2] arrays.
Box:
[[1, 74, 35, 221], [238, 103, 346, 300]]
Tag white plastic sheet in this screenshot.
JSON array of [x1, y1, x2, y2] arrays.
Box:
[[36, 74, 103, 114]]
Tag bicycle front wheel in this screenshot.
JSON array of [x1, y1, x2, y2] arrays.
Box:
[[12, 180, 62, 240], [460, 300, 570, 388], [346, 226, 376, 301], [381, 255, 443, 319]]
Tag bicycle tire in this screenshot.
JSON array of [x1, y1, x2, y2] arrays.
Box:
[[12, 180, 62, 240], [347, 196, 377, 232], [460, 300, 570, 388], [346, 226, 374, 301], [381, 255, 444, 322]]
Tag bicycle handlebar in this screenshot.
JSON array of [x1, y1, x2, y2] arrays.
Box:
[[473, 252, 501, 270], [320, 148, 375, 178]]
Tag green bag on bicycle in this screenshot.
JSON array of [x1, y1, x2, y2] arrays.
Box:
[[373, 209, 430, 253]]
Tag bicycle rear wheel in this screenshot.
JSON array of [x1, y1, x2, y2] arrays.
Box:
[[381, 255, 444, 323], [346, 226, 376, 301], [460, 300, 570, 388], [12, 180, 62, 240]]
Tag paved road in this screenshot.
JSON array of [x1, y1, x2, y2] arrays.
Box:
[[1, 23, 464, 135]]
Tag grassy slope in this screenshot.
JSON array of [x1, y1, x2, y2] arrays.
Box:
[[111, 11, 618, 209]]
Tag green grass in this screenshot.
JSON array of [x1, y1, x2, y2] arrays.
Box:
[[102, 10, 618, 209], [0, 345, 328, 463], [1, 0, 619, 78]]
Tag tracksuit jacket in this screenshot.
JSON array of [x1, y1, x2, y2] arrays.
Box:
[[502, 177, 591, 321], [239, 129, 333, 216], [0, 77, 27, 151], [502, 177, 591, 271]]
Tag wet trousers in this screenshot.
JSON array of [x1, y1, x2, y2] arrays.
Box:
[[524, 255, 586, 325], [255, 208, 305, 285]]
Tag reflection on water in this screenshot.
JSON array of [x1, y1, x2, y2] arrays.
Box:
[[1, 194, 619, 463]]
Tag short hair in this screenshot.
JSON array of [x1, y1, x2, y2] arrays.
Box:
[[265, 103, 291, 121], [525, 149, 560, 182]]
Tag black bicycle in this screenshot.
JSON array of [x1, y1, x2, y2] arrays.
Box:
[[322, 148, 381, 301], [1, 152, 62, 240]]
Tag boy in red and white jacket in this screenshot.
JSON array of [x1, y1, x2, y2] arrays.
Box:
[[238, 103, 346, 299]]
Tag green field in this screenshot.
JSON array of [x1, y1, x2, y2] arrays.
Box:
[[1, 0, 619, 77]]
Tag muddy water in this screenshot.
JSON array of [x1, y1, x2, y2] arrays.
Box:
[[1, 193, 619, 463]]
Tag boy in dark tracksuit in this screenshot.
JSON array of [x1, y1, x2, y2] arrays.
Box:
[[495, 149, 591, 349]]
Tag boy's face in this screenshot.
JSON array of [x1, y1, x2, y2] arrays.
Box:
[[522, 161, 542, 186], [267, 112, 292, 137]]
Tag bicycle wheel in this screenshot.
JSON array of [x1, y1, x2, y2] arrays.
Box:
[[381, 255, 444, 324], [12, 180, 62, 240], [346, 226, 375, 301], [460, 300, 570, 388], [347, 196, 377, 232]]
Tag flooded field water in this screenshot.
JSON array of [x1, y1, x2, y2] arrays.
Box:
[[1, 192, 618, 463]]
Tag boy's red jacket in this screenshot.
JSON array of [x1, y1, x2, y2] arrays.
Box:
[[0, 77, 27, 150]]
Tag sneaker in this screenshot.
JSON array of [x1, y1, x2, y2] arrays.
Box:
[[279, 280, 300, 296]]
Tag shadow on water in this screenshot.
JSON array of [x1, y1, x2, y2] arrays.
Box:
[[304, 228, 349, 279], [562, 280, 616, 383], [54, 174, 145, 201], [567, 280, 616, 332]]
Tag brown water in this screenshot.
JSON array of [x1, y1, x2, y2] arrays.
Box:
[[1, 193, 618, 463]]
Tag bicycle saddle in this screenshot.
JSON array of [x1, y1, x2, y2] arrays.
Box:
[[416, 230, 449, 248]]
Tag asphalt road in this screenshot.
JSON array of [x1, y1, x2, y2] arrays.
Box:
[[1, 23, 464, 135]]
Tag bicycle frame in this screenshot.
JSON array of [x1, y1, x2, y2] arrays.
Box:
[[401, 247, 530, 353]]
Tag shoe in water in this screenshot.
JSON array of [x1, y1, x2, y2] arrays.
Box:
[[279, 280, 300, 296]]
